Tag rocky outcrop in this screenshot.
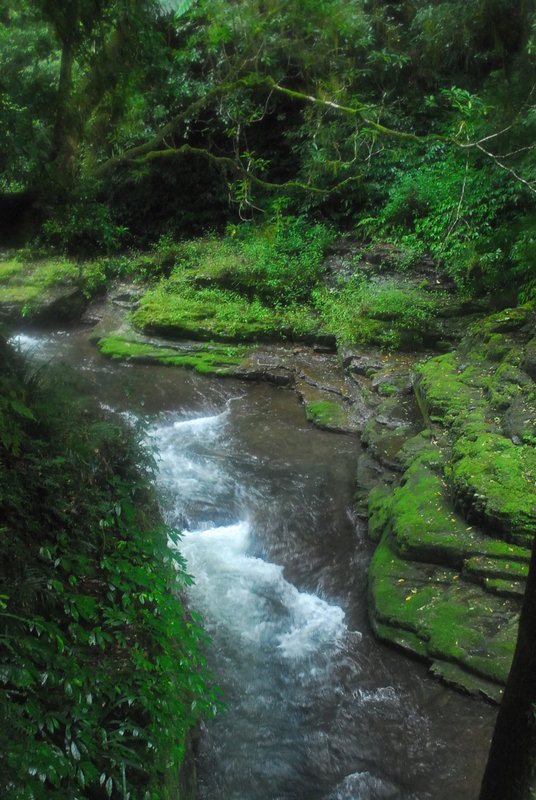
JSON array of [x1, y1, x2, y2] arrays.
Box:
[[366, 302, 536, 702]]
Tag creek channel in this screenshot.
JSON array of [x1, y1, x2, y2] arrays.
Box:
[[13, 328, 497, 800]]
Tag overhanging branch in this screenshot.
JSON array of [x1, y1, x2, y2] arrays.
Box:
[[136, 144, 364, 194], [95, 73, 536, 196]]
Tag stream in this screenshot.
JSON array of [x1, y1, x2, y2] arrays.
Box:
[[12, 328, 497, 800]]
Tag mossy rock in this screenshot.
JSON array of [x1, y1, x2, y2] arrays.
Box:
[[486, 362, 532, 411], [482, 333, 516, 363], [396, 430, 446, 472], [97, 333, 250, 375], [368, 536, 519, 691], [362, 395, 423, 468], [371, 369, 413, 396], [368, 484, 393, 543], [131, 283, 321, 344], [387, 455, 530, 568], [482, 577, 526, 598], [367, 302, 535, 700], [451, 432, 536, 545], [463, 555, 529, 582], [482, 305, 533, 334], [522, 335, 536, 379], [414, 352, 487, 426], [305, 399, 346, 430], [429, 661, 504, 703]]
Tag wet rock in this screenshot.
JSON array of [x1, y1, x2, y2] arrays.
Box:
[[0, 286, 89, 327], [368, 535, 520, 700], [341, 350, 385, 377], [361, 395, 423, 468], [367, 300, 536, 701], [109, 283, 145, 307], [522, 336, 536, 379], [371, 369, 413, 396], [355, 454, 396, 519]]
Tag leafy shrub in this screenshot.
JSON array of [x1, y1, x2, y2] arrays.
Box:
[[0, 344, 221, 799], [359, 144, 532, 296], [313, 275, 440, 348], [40, 181, 128, 256], [235, 216, 334, 305]]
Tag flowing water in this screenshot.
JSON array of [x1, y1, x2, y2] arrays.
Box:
[[12, 330, 497, 800]]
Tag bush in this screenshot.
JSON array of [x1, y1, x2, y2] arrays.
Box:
[[0, 344, 221, 799], [234, 216, 334, 305]]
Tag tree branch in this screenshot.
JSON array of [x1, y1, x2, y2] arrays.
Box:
[[135, 144, 364, 194], [95, 72, 536, 197]]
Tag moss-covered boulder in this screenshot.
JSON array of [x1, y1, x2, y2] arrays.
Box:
[[366, 300, 536, 701], [450, 433, 536, 546], [368, 536, 518, 702], [97, 332, 250, 375]]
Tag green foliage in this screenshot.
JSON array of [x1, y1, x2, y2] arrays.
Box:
[[0, 344, 221, 799], [131, 219, 332, 340], [360, 144, 530, 294], [0, 253, 110, 310], [3, 0, 536, 304], [232, 216, 334, 305], [0, 1, 59, 190], [40, 182, 128, 256], [313, 274, 441, 349]]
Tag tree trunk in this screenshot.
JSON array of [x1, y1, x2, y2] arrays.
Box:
[[50, 0, 81, 187], [479, 536, 536, 800]]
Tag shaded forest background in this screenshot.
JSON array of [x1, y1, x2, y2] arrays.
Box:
[[1, 0, 535, 301]]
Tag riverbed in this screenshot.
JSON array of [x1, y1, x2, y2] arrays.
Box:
[[11, 328, 497, 800]]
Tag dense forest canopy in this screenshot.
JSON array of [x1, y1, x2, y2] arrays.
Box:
[[1, 0, 535, 297]]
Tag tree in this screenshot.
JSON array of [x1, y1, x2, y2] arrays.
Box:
[[0, 0, 162, 192], [479, 531, 536, 799]]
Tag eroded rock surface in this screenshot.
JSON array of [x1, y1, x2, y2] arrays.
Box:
[[367, 302, 536, 702]]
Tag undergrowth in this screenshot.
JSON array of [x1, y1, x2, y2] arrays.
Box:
[[0, 340, 221, 799], [130, 220, 443, 349]]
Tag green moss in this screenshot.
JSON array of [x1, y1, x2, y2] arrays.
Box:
[[483, 333, 514, 363], [0, 283, 42, 303], [386, 455, 530, 568], [464, 555, 529, 581], [414, 352, 487, 425], [369, 535, 518, 687], [483, 305, 533, 333], [372, 621, 429, 658], [368, 303, 536, 697], [305, 399, 345, 427], [429, 661, 504, 703], [0, 255, 108, 317], [451, 432, 536, 544], [131, 283, 320, 342], [367, 484, 393, 543], [378, 382, 398, 395], [98, 334, 249, 374], [0, 259, 24, 280]]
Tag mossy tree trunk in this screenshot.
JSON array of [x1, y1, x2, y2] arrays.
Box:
[[479, 536, 536, 800], [46, 0, 82, 188]]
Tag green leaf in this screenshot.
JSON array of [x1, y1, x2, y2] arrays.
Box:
[[9, 397, 35, 420]]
